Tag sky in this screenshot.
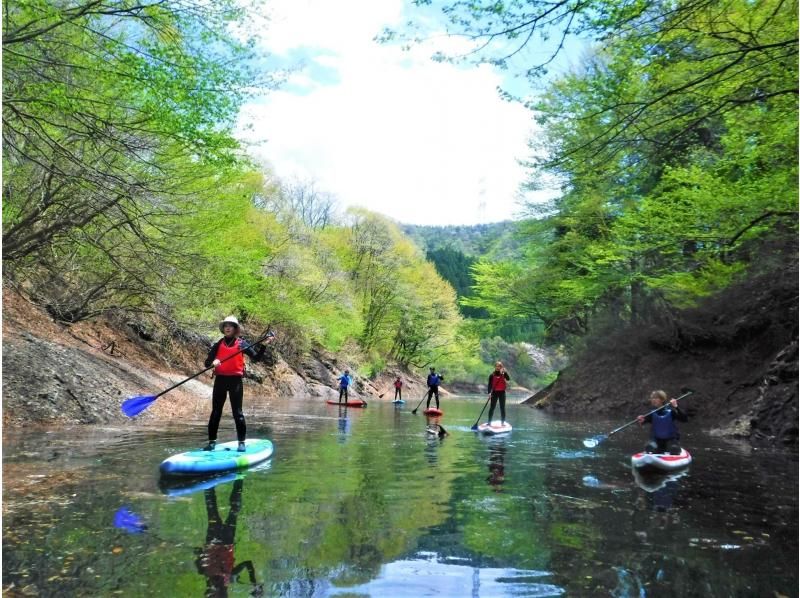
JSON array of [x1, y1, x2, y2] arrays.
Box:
[[235, 0, 576, 225]]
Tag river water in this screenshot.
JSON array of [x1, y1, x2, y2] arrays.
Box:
[[3, 396, 797, 597]]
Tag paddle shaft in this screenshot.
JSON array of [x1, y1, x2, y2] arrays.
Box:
[[471, 394, 492, 429], [154, 331, 272, 399], [607, 391, 693, 437], [411, 391, 428, 414]]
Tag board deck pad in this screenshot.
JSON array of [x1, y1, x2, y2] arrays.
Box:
[[160, 438, 274, 477], [631, 448, 692, 473], [477, 421, 513, 435]]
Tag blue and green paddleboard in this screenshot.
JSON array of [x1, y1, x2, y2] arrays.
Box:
[[160, 438, 274, 477]]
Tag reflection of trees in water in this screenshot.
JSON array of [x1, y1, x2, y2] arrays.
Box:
[[195, 478, 262, 597]]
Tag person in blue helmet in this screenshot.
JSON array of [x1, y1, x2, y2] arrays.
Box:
[[637, 390, 688, 454], [426, 367, 444, 410]]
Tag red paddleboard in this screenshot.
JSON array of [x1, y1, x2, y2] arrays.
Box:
[[326, 400, 367, 408], [423, 408, 443, 416], [631, 448, 691, 473]]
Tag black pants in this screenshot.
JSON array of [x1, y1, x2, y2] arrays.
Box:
[[426, 386, 440, 408], [487, 390, 506, 423], [646, 438, 681, 454], [208, 375, 246, 442], [339, 386, 348, 401], [394, 388, 402, 400]]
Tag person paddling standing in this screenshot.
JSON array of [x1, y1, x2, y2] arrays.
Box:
[[203, 316, 271, 452], [486, 361, 510, 425], [338, 370, 352, 403], [393, 376, 403, 401], [637, 390, 688, 455], [426, 367, 444, 410]]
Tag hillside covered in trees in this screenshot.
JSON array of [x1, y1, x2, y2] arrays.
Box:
[[2, 0, 796, 449], [392, 0, 798, 446]]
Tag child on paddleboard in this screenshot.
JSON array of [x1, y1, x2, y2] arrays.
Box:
[[486, 361, 510, 425], [394, 376, 403, 401], [637, 390, 688, 455], [203, 316, 273, 452]]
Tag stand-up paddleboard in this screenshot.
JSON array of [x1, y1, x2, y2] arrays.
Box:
[[160, 439, 274, 477], [423, 408, 443, 416], [326, 400, 367, 408], [392, 399, 405, 404], [476, 421, 513, 435], [631, 448, 691, 474]]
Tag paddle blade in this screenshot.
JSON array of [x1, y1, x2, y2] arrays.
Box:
[[121, 395, 157, 417], [113, 506, 147, 534], [583, 434, 607, 449]]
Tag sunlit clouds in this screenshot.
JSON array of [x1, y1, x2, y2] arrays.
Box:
[[236, 0, 555, 225]]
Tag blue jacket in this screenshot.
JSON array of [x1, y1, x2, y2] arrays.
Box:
[[338, 374, 352, 388], [427, 373, 443, 387]]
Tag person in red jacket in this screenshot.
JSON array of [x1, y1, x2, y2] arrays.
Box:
[[393, 376, 403, 401], [486, 361, 510, 425], [203, 316, 273, 452]]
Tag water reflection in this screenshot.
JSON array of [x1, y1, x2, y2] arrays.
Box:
[[2, 401, 797, 597], [336, 413, 351, 444], [327, 553, 564, 597], [195, 478, 263, 597], [633, 468, 687, 530], [487, 440, 506, 492]]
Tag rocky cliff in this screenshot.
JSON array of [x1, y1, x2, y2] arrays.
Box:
[[1, 289, 426, 427], [525, 252, 798, 450]]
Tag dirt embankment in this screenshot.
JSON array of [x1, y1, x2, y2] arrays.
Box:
[[525, 256, 798, 450], [1, 289, 427, 427]]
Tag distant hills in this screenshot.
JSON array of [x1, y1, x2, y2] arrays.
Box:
[[401, 221, 523, 259]]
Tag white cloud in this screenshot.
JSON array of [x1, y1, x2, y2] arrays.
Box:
[[237, 0, 555, 225]]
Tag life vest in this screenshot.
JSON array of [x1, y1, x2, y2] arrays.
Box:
[[490, 373, 507, 392], [339, 375, 351, 388], [427, 374, 441, 386], [652, 408, 677, 440], [199, 543, 235, 580], [214, 338, 245, 376], [394, 380, 402, 388]]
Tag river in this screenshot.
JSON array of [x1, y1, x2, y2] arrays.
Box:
[[3, 396, 797, 597]]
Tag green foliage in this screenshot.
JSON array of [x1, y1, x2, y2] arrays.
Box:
[[413, 0, 798, 349]]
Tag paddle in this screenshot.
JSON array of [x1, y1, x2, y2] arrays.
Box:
[[411, 391, 428, 415], [583, 390, 694, 448], [470, 394, 492, 430], [121, 330, 274, 417]]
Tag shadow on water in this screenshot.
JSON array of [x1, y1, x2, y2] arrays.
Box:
[[2, 398, 797, 597]]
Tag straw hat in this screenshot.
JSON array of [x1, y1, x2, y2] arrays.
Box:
[[219, 315, 242, 333]]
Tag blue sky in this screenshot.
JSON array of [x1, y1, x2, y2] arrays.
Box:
[[236, 0, 585, 225]]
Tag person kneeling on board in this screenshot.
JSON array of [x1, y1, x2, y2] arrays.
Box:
[[637, 390, 688, 455], [203, 316, 273, 452]]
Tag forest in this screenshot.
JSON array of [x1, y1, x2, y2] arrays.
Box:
[[3, 0, 797, 405]]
